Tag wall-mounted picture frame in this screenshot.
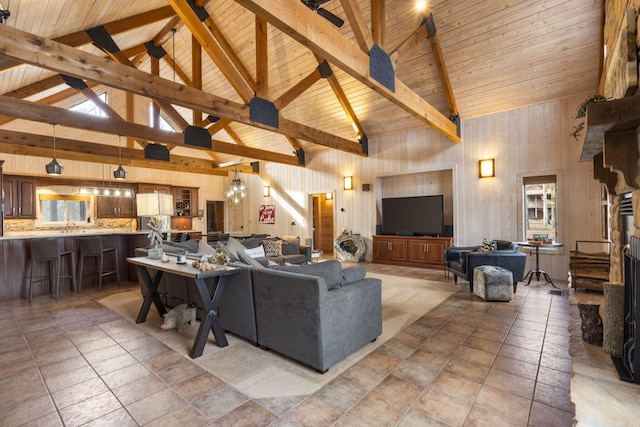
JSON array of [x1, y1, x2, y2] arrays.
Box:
[[259, 204, 275, 224]]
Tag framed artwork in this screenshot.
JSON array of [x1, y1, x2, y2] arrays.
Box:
[[259, 204, 275, 224]]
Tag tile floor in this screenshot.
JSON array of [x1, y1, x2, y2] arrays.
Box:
[[0, 263, 576, 426]]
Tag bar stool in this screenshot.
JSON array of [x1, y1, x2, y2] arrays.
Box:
[[77, 237, 120, 291], [29, 238, 77, 301]]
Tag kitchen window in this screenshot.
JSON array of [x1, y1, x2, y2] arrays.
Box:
[[40, 195, 90, 224]]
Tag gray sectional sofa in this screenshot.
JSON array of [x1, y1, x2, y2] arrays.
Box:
[[133, 241, 382, 373]]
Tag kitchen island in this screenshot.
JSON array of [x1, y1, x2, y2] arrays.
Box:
[[0, 231, 151, 301]]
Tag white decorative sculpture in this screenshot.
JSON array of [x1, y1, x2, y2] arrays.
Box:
[[334, 234, 365, 262]]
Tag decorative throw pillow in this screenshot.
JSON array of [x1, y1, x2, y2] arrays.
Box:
[[198, 241, 217, 256], [216, 242, 238, 262], [244, 245, 266, 259], [225, 236, 248, 258], [237, 251, 265, 268], [481, 239, 497, 252], [261, 239, 282, 257], [281, 239, 300, 255], [241, 238, 261, 249]]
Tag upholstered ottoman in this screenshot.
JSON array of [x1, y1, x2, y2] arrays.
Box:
[[473, 265, 513, 301]]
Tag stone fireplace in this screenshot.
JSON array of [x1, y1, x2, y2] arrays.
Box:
[[583, 95, 640, 382], [583, 96, 640, 281]]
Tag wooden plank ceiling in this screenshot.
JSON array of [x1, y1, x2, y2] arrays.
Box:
[[0, 0, 603, 175]]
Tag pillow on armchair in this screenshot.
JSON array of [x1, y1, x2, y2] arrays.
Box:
[[481, 239, 497, 251]]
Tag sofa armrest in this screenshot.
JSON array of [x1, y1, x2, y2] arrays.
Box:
[[299, 244, 312, 262], [445, 246, 480, 263]]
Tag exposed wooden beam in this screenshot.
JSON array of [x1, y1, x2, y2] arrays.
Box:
[[371, 0, 385, 48], [126, 91, 135, 148], [2, 75, 65, 99], [201, 12, 257, 94], [192, 35, 203, 126], [0, 81, 96, 126], [0, 24, 365, 155], [225, 125, 245, 146], [273, 68, 323, 111], [233, 0, 460, 143], [0, 95, 301, 166], [56, 7, 176, 47], [167, 0, 255, 103], [93, 32, 191, 135], [340, 0, 373, 53], [390, 23, 428, 68], [256, 16, 269, 98], [313, 55, 365, 139], [325, 68, 365, 139], [0, 7, 177, 72], [207, 118, 232, 135], [163, 50, 193, 87], [285, 135, 302, 152], [0, 129, 227, 176], [425, 15, 459, 118]]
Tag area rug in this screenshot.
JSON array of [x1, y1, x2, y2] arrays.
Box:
[[98, 273, 458, 399]]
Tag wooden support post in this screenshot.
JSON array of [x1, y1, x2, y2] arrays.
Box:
[[603, 282, 625, 355], [579, 302, 603, 346]]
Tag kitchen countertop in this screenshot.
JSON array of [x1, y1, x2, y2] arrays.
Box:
[[0, 230, 148, 240], [1, 229, 204, 240]]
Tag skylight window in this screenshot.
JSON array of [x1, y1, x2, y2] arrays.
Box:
[[69, 92, 108, 117]]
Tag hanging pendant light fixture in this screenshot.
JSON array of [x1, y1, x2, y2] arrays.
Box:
[[45, 123, 64, 175], [224, 166, 247, 204], [113, 134, 127, 180]]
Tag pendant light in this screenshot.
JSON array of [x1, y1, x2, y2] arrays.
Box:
[[45, 123, 64, 175], [113, 134, 127, 180], [224, 166, 247, 204]]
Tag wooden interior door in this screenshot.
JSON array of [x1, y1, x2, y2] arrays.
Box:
[[312, 193, 334, 253]]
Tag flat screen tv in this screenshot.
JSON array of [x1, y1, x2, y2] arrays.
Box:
[[381, 195, 444, 236]]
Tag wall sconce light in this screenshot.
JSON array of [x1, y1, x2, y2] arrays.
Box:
[[344, 176, 353, 190], [263, 185, 270, 197], [325, 192, 333, 200], [479, 159, 495, 178]]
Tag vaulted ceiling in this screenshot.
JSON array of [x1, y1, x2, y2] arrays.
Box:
[[0, 0, 603, 176]]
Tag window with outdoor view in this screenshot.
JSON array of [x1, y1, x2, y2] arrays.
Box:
[[40, 195, 89, 224], [523, 175, 557, 242]]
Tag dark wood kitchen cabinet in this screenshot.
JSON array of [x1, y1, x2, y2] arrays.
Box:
[[2, 176, 36, 219], [96, 195, 135, 217]]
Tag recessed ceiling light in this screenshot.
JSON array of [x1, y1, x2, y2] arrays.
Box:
[[416, 0, 428, 12]]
